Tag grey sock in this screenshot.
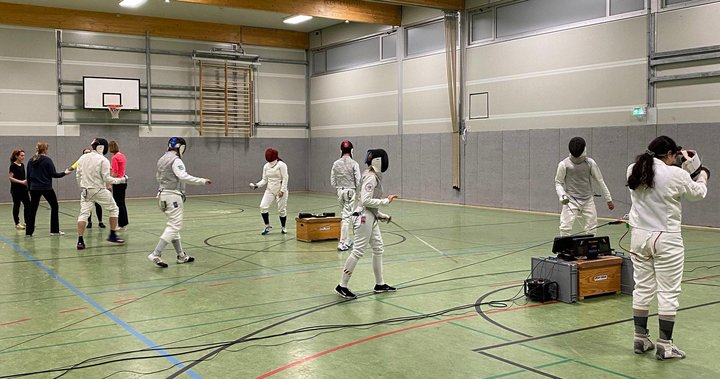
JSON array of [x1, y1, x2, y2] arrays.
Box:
[[172, 239, 183, 255], [153, 239, 168, 256]]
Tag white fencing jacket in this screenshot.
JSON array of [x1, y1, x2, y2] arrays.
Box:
[[627, 158, 707, 232], [76, 151, 125, 189], [256, 160, 288, 195]]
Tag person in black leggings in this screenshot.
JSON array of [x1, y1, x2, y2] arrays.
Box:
[[25, 142, 71, 237], [8, 149, 30, 230]]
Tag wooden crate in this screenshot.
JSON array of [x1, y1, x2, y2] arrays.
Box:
[[575, 256, 622, 300], [295, 217, 341, 242]]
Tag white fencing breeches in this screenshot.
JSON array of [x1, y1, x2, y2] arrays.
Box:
[[559, 197, 597, 236], [337, 188, 356, 245], [158, 192, 184, 243], [339, 211, 385, 287], [259, 190, 287, 217], [78, 188, 119, 222], [630, 228, 684, 316]]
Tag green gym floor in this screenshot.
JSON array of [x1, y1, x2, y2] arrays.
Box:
[[1, 193, 719, 378]]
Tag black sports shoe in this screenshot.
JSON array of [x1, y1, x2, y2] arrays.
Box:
[[107, 235, 125, 244], [373, 284, 397, 293], [86, 222, 93, 229], [335, 285, 357, 299], [98, 222, 106, 229], [76, 241, 86, 250]]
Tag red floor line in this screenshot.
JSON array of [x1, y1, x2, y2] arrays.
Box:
[[59, 307, 87, 314], [164, 289, 188, 294], [0, 318, 31, 327], [255, 300, 556, 378], [208, 282, 232, 287]]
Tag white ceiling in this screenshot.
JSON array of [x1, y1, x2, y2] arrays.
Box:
[[2, 0, 345, 32]]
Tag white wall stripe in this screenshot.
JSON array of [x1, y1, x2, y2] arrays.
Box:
[[0, 89, 56, 96], [488, 104, 635, 119], [403, 118, 451, 125], [259, 99, 305, 105], [657, 100, 720, 109], [258, 73, 305, 79], [311, 121, 397, 130], [402, 84, 448, 94], [311, 90, 397, 104], [466, 58, 646, 86], [0, 56, 55, 64]]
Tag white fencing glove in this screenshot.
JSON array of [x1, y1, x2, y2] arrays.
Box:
[[249, 183, 258, 189], [377, 212, 392, 224]]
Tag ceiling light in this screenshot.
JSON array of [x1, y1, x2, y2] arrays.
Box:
[[119, 0, 147, 8], [283, 15, 313, 25]]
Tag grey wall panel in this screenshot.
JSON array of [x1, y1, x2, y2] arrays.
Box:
[[463, 132, 479, 205], [257, 76, 306, 101], [0, 61, 57, 90], [0, 94, 57, 122], [0, 27, 55, 58], [529, 129, 560, 213], [502, 130, 529, 209], [387, 135, 402, 197], [656, 2, 720, 52], [420, 134, 441, 201], [476, 131, 503, 207], [591, 126, 629, 219], [257, 103, 306, 124], [677, 124, 720, 227], [401, 134, 422, 200]]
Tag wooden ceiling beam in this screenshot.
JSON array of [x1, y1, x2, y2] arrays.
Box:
[[368, 0, 464, 11], [0, 2, 308, 49], [174, 0, 401, 25]]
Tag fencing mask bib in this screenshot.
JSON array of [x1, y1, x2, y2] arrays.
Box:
[[365, 149, 389, 173], [91, 138, 109, 155], [168, 137, 187, 157]]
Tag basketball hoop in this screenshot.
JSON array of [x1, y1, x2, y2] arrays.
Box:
[[107, 104, 123, 119]]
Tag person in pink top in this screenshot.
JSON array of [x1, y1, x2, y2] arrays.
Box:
[[109, 141, 128, 230]]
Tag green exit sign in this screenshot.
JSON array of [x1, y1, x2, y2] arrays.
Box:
[[633, 106, 646, 117]]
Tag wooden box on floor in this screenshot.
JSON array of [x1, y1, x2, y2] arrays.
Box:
[[295, 217, 341, 242], [575, 256, 622, 300]]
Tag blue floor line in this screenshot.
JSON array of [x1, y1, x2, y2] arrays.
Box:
[[0, 235, 202, 379]]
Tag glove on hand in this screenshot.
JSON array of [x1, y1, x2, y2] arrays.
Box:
[[249, 183, 258, 189]]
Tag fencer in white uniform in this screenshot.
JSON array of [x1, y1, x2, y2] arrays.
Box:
[[250, 148, 289, 235], [626, 135, 709, 360], [555, 137, 614, 236], [75, 138, 128, 250], [148, 137, 211, 268], [330, 140, 361, 251], [335, 149, 398, 299]]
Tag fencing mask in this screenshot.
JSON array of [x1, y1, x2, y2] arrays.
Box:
[[365, 149, 389, 173], [265, 148, 279, 162], [676, 150, 704, 179], [340, 140, 353, 157], [168, 137, 187, 157], [91, 138, 109, 156]]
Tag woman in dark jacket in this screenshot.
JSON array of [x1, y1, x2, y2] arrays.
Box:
[[26, 142, 70, 237], [8, 149, 30, 230]]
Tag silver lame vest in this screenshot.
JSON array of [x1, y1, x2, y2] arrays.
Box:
[[564, 157, 592, 201], [156, 151, 184, 193]]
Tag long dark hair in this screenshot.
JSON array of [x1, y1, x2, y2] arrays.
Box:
[[627, 135, 680, 190], [10, 149, 24, 163]]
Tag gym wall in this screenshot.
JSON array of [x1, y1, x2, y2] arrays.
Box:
[[0, 25, 308, 203], [307, 1, 720, 227]]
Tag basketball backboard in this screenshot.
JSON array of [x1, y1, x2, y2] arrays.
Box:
[[83, 76, 141, 110]]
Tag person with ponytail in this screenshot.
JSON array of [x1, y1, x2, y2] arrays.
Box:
[[249, 148, 289, 235], [25, 142, 71, 237], [626, 135, 709, 360]]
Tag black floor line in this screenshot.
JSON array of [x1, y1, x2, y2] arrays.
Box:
[[478, 351, 562, 379], [473, 298, 720, 353], [475, 286, 533, 338]]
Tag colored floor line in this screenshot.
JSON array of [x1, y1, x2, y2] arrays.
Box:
[[254, 301, 558, 379], [0, 235, 202, 379]]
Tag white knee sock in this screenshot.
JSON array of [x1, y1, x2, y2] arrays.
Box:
[[340, 255, 359, 287], [172, 239, 183, 255], [372, 253, 384, 285], [152, 239, 169, 256]]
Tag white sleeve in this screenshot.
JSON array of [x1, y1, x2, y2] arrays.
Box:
[[330, 162, 337, 188], [172, 159, 207, 185], [554, 162, 567, 199], [280, 162, 288, 193], [588, 158, 612, 202], [102, 159, 124, 185], [354, 162, 362, 190], [256, 164, 268, 188], [680, 171, 707, 202]]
